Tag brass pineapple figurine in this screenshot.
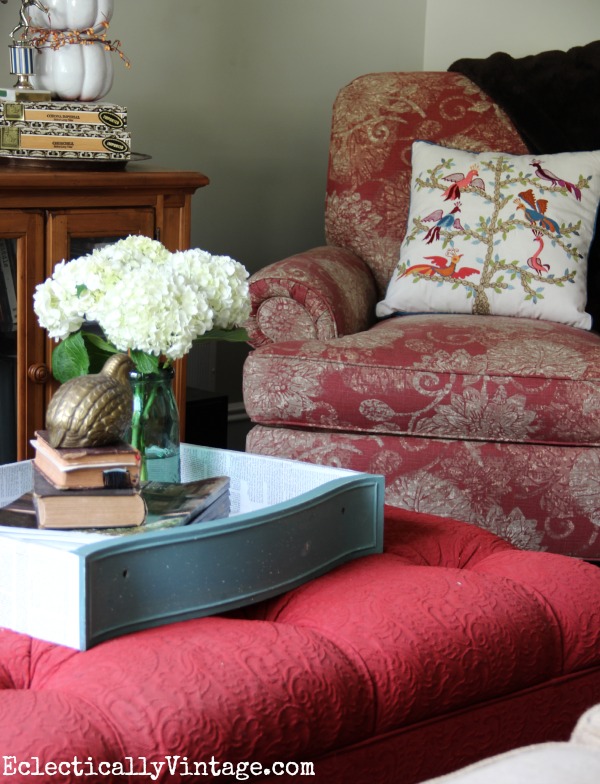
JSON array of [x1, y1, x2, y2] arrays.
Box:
[[46, 353, 135, 448]]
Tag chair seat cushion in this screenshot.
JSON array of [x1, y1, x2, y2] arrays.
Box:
[[243, 314, 600, 446]]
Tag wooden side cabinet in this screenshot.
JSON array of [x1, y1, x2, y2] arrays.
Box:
[[0, 165, 208, 463]]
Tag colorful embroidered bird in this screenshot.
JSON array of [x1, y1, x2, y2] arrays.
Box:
[[442, 165, 485, 201], [514, 189, 561, 235], [422, 202, 464, 244], [530, 160, 581, 201], [399, 250, 479, 280], [526, 230, 550, 276]]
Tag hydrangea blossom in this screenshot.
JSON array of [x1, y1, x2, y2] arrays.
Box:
[[34, 235, 251, 363]]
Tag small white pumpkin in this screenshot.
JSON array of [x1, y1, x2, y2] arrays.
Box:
[[32, 41, 114, 101], [28, 0, 114, 33]]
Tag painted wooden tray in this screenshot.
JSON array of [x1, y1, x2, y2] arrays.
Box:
[[0, 445, 384, 649]]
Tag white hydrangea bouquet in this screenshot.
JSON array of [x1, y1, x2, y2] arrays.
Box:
[[34, 235, 251, 382]]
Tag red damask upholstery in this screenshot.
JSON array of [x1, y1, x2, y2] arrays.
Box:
[[243, 72, 600, 559], [1, 509, 599, 783]]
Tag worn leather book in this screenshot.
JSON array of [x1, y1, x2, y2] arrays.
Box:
[[141, 475, 230, 527], [32, 430, 141, 490], [0, 473, 230, 533], [31, 466, 146, 530]]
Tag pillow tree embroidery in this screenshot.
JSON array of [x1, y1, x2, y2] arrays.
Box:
[[408, 154, 584, 314], [376, 142, 600, 329]]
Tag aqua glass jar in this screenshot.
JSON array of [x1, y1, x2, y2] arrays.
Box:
[[127, 366, 181, 483]]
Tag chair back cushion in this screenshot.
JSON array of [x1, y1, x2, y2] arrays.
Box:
[[325, 72, 528, 297]]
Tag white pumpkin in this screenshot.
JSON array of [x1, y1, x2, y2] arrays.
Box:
[[28, 0, 114, 33], [32, 41, 114, 101]]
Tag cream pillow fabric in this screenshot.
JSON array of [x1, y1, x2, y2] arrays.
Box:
[[376, 141, 600, 329], [420, 743, 600, 784]]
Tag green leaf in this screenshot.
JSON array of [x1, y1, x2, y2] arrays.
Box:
[[131, 350, 160, 373], [193, 327, 249, 343], [52, 332, 90, 383], [81, 330, 118, 374], [131, 350, 159, 373], [82, 330, 116, 353]]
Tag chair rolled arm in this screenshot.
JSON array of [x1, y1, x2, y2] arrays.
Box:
[[246, 245, 378, 347]]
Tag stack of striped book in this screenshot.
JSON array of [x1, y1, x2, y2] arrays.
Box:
[[0, 99, 131, 163]]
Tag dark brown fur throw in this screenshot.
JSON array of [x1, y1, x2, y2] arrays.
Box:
[[449, 41, 600, 154]]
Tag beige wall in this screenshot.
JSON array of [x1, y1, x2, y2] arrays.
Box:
[[424, 0, 600, 70], [0, 0, 597, 409], [108, 0, 425, 271]]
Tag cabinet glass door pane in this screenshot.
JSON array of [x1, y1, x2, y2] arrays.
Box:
[[69, 236, 134, 259], [0, 239, 17, 462], [47, 209, 155, 272]]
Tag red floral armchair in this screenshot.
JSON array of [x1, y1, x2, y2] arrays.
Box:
[[242, 72, 600, 559]]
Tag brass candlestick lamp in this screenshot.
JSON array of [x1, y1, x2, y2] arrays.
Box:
[[1, 0, 51, 100]]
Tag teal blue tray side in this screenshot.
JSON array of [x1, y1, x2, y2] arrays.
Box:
[[80, 474, 384, 649]]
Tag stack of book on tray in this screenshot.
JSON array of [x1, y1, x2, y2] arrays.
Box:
[[0, 99, 131, 163], [0, 430, 230, 533], [29, 429, 145, 529]]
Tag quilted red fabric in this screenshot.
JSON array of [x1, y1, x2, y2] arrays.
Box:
[[243, 71, 600, 559], [0, 508, 599, 783]]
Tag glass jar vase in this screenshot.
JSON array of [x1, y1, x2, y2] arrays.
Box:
[[127, 367, 181, 483]]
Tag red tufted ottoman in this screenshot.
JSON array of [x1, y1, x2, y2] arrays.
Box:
[[0, 507, 599, 784]]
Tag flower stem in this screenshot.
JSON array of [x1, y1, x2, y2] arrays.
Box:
[[130, 380, 159, 483]]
